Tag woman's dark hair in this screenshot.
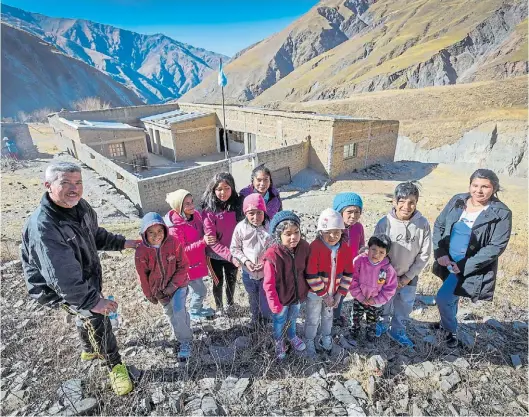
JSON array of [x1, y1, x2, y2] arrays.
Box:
[[469, 169, 501, 197], [368, 234, 392, 253], [394, 181, 421, 202], [251, 164, 274, 188], [201, 172, 242, 216]]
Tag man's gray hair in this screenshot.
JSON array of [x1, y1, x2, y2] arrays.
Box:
[[45, 162, 82, 183]]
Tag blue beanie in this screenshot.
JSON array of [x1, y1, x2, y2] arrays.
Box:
[[269, 210, 300, 235], [333, 192, 363, 213]]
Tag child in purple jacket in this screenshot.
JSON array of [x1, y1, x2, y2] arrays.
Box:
[[201, 172, 243, 314], [239, 165, 282, 221], [348, 234, 397, 343]]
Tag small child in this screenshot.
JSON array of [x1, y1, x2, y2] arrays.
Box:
[[374, 181, 432, 347], [332, 192, 365, 327], [135, 212, 192, 361], [164, 189, 215, 321], [305, 208, 354, 356], [263, 211, 310, 359], [348, 234, 398, 342], [230, 194, 272, 327]]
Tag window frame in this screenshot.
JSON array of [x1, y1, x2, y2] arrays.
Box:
[[108, 142, 125, 158], [343, 142, 358, 160]]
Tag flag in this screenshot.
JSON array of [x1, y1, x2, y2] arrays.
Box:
[[218, 60, 228, 88]]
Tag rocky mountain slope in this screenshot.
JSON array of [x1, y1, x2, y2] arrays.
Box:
[[1, 24, 143, 118], [183, 0, 527, 105], [1, 4, 229, 103]]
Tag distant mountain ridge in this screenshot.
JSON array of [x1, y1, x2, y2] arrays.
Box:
[[1, 4, 229, 103], [1, 23, 143, 118]]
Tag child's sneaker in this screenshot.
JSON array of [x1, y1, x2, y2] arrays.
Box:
[[178, 341, 192, 361], [108, 363, 133, 396], [80, 351, 103, 361], [319, 335, 333, 352], [275, 340, 287, 360], [375, 322, 389, 337], [304, 339, 317, 357], [445, 331, 459, 348], [190, 311, 203, 322], [289, 336, 306, 352], [388, 329, 415, 348]]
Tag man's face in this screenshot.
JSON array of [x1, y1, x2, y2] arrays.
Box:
[[46, 171, 83, 208]]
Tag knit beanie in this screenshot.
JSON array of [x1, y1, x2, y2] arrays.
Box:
[[333, 192, 363, 213], [166, 189, 191, 215], [243, 193, 267, 214], [269, 210, 300, 235], [317, 208, 345, 231]]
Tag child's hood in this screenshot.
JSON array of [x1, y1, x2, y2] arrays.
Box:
[[140, 212, 169, 245]]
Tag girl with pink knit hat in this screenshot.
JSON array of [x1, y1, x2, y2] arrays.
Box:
[[230, 193, 273, 327]]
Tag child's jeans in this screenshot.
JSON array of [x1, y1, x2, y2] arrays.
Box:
[[242, 271, 272, 321], [352, 299, 382, 329], [304, 292, 333, 341], [272, 304, 301, 341], [162, 287, 192, 343], [435, 273, 460, 333], [380, 284, 417, 333], [188, 278, 207, 314], [334, 296, 345, 320]]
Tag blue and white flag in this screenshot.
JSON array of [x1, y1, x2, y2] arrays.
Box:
[[218, 60, 228, 87]]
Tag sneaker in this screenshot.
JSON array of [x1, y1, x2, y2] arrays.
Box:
[[319, 335, 333, 352], [366, 327, 376, 342], [375, 322, 389, 337], [108, 363, 133, 396], [200, 307, 216, 319], [304, 339, 317, 357], [275, 340, 287, 360], [388, 329, 415, 348], [80, 351, 103, 361], [445, 331, 459, 348], [289, 336, 306, 352], [178, 342, 192, 361], [190, 311, 203, 322]]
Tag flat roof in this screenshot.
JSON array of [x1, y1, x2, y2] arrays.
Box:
[[59, 118, 142, 130], [140, 109, 212, 127]]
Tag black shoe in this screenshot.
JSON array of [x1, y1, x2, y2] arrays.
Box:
[[445, 331, 458, 348]]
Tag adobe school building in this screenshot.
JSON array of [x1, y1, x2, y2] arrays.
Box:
[[48, 102, 399, 214]]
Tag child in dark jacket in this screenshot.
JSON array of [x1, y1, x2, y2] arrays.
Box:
[[201, 172, 242, 314], [135, 212, 192, 361], [305, 208, 354, 356], [263, 211, 310, 360], [348, 234, 397, 343]]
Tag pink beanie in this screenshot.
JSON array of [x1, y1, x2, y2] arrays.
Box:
[[243, 193, 267, 214]]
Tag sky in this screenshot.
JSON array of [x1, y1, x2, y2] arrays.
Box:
[[3, 0, 320, 56]]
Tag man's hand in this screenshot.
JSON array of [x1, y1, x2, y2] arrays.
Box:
[[124, 239, 141, 249], [245, 260, 256, 272], [204, 235, 217, 245], [91, 298, 118, 315], [437, 255, 451, 267], [398, 275, 412, 289]]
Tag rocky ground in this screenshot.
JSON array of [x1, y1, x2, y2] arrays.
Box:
[[1, 154, 528, 416]]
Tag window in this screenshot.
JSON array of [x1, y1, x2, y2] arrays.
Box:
[[343, 143, 358, 159], [109, 142, 125, 158]]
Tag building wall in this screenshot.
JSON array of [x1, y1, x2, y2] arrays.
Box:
[[331, 120, 399, 177], [0, 123, 38, 158], [255, 140, 310, 180], [55, 103, 181, 127], [172, 114, 217, 161]]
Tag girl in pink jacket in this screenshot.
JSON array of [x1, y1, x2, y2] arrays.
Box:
[[349, 234, 397, 343], [165, 189, 216, 321]]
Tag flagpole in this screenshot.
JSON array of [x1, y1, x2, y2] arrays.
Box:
[[220, 58, 228, 160]]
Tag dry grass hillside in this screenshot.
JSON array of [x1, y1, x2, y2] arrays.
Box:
[[262, 76, 528, 148]]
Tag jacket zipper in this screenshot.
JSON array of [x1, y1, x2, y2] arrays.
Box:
[[290, 249, 300, 303], [330, 248, 337, 296], [155, 245, 167, 293]]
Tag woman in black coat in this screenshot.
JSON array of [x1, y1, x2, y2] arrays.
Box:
[[433, 169, 512, 348]]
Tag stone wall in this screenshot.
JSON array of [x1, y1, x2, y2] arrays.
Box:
[[173, 114, 217, 160], [0, 123, 38, 158], [255, 140, 310, 179], [331, 120, 399, 177]]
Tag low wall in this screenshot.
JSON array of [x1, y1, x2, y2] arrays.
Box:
[[0, 123, 38, 158], [255, 140, 310, 179]]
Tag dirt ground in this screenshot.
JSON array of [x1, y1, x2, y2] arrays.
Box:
[[1, 128, 528, 416]]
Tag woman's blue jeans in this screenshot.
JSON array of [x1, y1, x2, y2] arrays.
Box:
[[435, 273, 460, 333]]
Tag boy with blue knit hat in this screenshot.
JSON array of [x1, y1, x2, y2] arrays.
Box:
[[332, 192, 365, 326]]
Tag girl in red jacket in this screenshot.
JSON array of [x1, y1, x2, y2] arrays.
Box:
[[263, 211, 310, 360], [165, 189, 216, 321], [305, 208, 354, 356], [135, 212, 192, 361], [201, 172, 243, 314]]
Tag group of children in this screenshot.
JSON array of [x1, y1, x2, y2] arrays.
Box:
[[134, 165, 432, 361]]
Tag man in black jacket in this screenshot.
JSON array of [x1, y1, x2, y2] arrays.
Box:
[[21, 161, 140, 396]]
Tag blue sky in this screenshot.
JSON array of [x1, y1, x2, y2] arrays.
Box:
[[4, 0, 319, 56]]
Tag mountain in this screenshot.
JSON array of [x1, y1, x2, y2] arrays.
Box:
[[1, 23, 143, 117], [1, 4, 229, 103], [182, 0, 528, 105]]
